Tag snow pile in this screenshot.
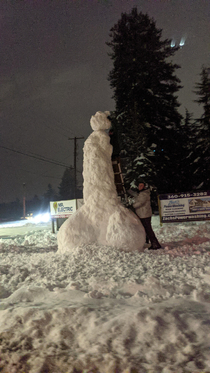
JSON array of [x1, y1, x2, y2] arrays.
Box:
[[0, 218, 210, 372], [57, 111, 145, 253]]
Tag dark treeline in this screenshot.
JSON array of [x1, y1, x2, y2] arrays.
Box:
[[0, 195, 51, 221], [0, 168, 82, 221]]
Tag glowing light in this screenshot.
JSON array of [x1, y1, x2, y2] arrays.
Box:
[[179, 37, 186, 47], [33, 212, 51, 224], [171, 40, 176, 48]]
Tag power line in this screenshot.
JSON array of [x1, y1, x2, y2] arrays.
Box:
[[0, 145, 71, 168], [1, 157, 82, 177], [21, 168, 63, 180]]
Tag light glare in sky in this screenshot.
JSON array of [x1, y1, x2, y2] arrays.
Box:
[[179, 37, 186, 47]]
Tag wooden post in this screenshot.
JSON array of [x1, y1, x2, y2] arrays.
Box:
[[23, 183, 26, 219], [157, 195, 163, 226], [52, 218, 55, 233], [68, 136, 84, 199]]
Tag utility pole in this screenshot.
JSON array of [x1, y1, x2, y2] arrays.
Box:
[[23, 183, 26, 219], [68, 136, 84, 199]]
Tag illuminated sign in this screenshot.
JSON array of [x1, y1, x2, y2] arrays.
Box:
[[50, 199, 83, 218], [158, 191, 210, 223]]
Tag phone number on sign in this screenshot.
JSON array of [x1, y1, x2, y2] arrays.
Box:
[[167, 192, 208, 199]]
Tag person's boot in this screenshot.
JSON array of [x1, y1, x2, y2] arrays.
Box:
[[148, 241, 162, 250]]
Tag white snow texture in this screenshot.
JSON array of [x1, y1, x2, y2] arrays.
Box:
[[0, 219, 210, 372], [57, 111, 145, 253]]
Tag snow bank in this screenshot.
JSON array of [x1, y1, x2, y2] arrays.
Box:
[[0, 218, 210, 372]]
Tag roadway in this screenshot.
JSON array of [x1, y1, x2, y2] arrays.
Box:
[[0, 220, 52, 238]]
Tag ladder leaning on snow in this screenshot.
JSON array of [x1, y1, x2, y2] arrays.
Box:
[[112, 157, 127, 202]]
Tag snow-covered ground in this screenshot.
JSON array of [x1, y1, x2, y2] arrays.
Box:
[[0, 217, 210, 372]]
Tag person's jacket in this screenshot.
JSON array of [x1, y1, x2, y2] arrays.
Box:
[[128, 188, 152, 218]]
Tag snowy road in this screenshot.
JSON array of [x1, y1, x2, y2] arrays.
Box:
[[0, 220, 52, 238]]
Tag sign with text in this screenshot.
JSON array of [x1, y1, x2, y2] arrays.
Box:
[[159, 191, 210, 223], [50, 199, 78, 218]]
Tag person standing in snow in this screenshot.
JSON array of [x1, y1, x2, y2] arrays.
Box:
[[128, 181, 162, 250]]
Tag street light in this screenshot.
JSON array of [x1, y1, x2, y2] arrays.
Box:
[[23, 183, 26, 219]]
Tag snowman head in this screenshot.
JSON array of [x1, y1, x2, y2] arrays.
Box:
[[90, 111, 111, 131]]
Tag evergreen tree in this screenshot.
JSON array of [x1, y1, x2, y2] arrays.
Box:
[[191, 66, 210, 189], [107, 8, 183, 193], [58, 168, 76, 200], [44, 184, 55, 203], [42, 184, 57, 210], [178, 109, 196, 191], [0, 199, 22, 220], [29, 194, 42, 214]]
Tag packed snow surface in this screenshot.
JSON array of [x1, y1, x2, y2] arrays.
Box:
[[0, 217, 210, 372], [57, 111, 145, 253]]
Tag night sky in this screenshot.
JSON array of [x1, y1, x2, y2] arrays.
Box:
[[1, 0, 209, 204]]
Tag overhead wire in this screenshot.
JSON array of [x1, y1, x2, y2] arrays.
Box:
[[0, 145, 71, 168], [0, 145, 83, 174]]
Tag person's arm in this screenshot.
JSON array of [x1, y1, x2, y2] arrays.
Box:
[[127, 189, 136, 197]]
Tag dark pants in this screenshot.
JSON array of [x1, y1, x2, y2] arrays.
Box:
[[140, 217, 161, 249]]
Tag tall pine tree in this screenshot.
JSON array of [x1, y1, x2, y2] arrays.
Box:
[[58, 168, 75, 200], [107, 8, 183, 193], [43, 184, 57, 209], [178, 109, 196, 191], [58, 168, 82, 200], [191, 66, 210, 189]]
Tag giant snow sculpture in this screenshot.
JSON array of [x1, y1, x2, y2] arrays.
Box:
[[57, 111, 145, 253]]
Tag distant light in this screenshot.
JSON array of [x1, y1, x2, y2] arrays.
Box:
[[171, 36, 186, 48], [33, 212, 51, 224], [179, 37, 186, 47]]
